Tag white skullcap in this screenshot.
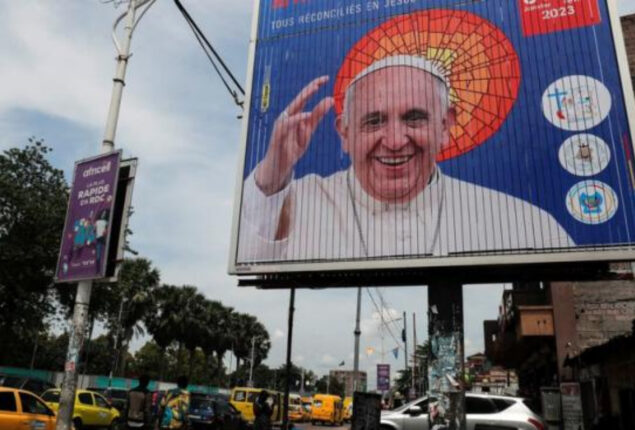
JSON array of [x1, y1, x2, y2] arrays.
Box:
[[349, 54, 450, 88]]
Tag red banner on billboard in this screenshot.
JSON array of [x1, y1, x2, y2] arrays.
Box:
[[520, 0, 601, 37]]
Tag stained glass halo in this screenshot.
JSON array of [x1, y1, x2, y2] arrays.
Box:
[[334, 9, 521, 161]]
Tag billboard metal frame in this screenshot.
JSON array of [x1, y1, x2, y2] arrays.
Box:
[[229, 0, 635, 277]]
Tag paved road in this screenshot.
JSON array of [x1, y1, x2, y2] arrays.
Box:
[[293, 422, 350, 430]]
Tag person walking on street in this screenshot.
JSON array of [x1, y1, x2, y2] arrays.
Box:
[[253, 391, 272, 430], [159, 376, 190, 429], [125, 374, 153, 429]]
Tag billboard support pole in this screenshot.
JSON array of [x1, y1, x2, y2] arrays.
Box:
[[283, 288, 296, 430], [427, 284, 465, 430], [55, 1, 153, 429], [353, 287, 362, 393]]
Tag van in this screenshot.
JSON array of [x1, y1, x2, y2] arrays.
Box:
[[229, 387, 283, 425], [311, 394, 343, 426]]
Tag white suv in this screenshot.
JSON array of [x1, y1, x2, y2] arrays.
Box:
[[380, 393, 545, 430]]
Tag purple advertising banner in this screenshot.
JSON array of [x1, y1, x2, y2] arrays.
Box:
[[55, 151, 121, 282], [377, 364, 390, 392]]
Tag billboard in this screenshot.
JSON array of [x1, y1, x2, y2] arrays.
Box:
[[377, 364, 390, 392], [55, 151, 121, 282], [229, 0, 635, 275]]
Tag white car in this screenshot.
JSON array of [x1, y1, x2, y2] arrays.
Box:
[[380, 393, 545, 430]]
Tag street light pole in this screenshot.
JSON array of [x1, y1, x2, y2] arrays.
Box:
[[54, 1, 155, 429], [248, 336, 256, 387], [353, 287, 362, 393]]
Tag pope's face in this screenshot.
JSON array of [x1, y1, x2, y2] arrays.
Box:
[[337, 66, 454, 203]]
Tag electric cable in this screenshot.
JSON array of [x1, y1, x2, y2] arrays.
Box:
[[173, 0, 245, 108], [365, 288, 404, 351]]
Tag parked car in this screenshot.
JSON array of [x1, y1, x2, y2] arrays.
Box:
[[42, 388, 120, 429], [0, 387, 57, 430], [380, 393, 545, 430], [189, 393, 247, 430], [87, 387, 128, 412], [0, 374, 56, 396]]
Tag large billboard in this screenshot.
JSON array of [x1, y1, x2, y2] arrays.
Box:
[[55, 151, 121, 282], [229, 0, 635, 275]]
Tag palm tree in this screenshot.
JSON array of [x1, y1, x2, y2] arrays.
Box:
[[232, 313, 271, 370], [199, 300, 233, 383], [104, 258, 160, 376], [145, 284, 180, 379]]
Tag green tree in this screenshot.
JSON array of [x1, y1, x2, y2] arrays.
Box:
[[0, 140, 68, 366], [199, 300, 233, 384], [103, 258, 160, 376], [32, 332, 70, 371], [231, 313, 271, 370], [145, 285, 180, 379], [129, 340, 165, 380], [315, 375, 345, 397]]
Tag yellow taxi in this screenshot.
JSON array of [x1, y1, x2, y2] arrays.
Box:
[[42, 388, 120, 429], [229, 387, 282, 425], [0, 387, 57, 430], [311, 394, 343, 426]]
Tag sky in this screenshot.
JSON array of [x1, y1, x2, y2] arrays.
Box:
[[1, 1, 633, 389]]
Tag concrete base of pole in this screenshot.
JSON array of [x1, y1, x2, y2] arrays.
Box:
[[55, 280, 92, 430], [427, 283, 465, 430]]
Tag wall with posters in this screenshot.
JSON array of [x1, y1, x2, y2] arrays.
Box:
[[230, 0, 635, 274]]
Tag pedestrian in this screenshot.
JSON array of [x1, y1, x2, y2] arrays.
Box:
[[159, 376, 190, 429], [125, 374, 153, 429], [253, 390, 272, 430]]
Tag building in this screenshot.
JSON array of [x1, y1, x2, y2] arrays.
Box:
[[465, 353, 518, 395], [329, 369, 367, 397], [485, 275, 635, 428]]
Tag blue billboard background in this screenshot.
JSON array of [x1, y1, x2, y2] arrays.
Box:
[[241, 0, 635, 250]]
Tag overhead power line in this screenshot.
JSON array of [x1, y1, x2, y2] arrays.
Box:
[[365, 288, 404, 351], [173, 0, 245, 109]]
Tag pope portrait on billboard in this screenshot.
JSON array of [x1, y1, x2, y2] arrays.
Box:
[[236, 9, 575, 264]]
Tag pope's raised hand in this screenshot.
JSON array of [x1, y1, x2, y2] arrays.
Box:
[[255, 76, 334, 196]]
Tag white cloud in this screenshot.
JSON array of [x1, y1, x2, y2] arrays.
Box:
[[321, 354, 335, 365], [273, 329, 285, 339]]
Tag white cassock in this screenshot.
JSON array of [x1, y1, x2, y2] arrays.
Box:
[[236, 167, 574, 264]]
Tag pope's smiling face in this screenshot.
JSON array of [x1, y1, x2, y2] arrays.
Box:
[[337, 66, 454, 203]]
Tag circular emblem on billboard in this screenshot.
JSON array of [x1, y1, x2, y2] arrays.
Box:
[[566, 180, 618, 224], [558, 134, 611, 176], [542, 75, 612, 131], [334, 9, 521, 161]]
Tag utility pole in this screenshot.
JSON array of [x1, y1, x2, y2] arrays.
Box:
[[248, 336, 256, 387], [353, 287, 362, 392], [55, 2, 155, 429], [282, 288, 296, 430], [403, 311, 408, 397], [412, 313, 417, 399]]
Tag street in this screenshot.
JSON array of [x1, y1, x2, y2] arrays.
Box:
[[293, 423, 350, 430]]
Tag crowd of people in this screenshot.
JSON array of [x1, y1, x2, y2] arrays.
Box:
[[123, 375, 190, 430]]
